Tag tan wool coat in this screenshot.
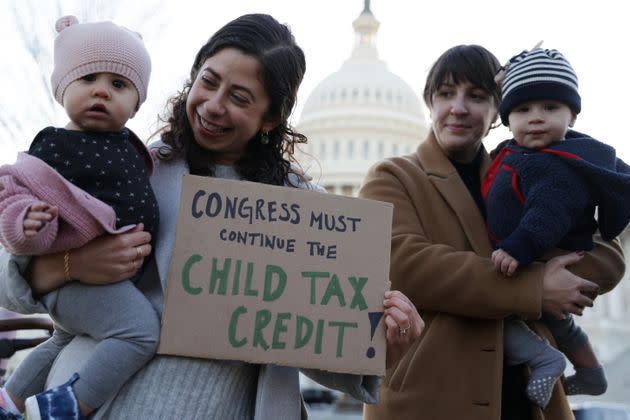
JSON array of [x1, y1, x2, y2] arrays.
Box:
[[360, 133, 625, 420]]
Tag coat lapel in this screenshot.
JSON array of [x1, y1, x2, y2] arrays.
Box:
[[417, 134, 494, 256]]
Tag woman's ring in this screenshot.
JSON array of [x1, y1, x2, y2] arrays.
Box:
[[398, 323, 411, 337], [135, 246, 143, 261]]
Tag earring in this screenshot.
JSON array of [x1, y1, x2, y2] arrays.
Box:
[[261, 131, 270, 145]]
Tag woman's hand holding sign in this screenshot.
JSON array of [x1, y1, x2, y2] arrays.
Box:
[[383, 290, 424, 368]]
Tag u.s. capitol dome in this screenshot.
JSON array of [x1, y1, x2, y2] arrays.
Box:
[[297, 3, 428, 196]]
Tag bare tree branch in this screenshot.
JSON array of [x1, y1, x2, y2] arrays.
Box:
[[0, 0, 164, 162]]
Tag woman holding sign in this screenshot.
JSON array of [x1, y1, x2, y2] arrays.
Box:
[[0, 13, 422, 419], [359, 45, 624, 420]]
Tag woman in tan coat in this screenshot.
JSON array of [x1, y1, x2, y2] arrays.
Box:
[[360, 45, 625, 420]]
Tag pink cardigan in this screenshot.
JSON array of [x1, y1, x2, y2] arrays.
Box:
[[0, 140, 153, 255]]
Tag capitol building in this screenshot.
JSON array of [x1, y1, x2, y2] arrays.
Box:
[[297, 2, 630, 404], [296, 2, 428, 196]]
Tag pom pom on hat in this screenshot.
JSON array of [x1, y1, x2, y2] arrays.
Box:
[[50, 15, 151, 108], [498, 47, 580, 126], [55, 15, 79, 32]]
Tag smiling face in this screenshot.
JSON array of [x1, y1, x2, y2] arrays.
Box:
[[63, 72, 138, 132], [429, 78, 498, 162], [185, 47, 277, 165], [508, 100, 577, 149]]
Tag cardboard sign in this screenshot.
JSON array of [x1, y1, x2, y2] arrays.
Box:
[[158, 175, 392, 375]]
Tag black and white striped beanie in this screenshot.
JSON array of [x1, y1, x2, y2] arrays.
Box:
[[498, 48, 580, 126]]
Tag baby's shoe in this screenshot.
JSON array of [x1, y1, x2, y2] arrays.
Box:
[[565, 365, 608, 396], [24, 373, 84, 420], [525, 347, 566, 408]]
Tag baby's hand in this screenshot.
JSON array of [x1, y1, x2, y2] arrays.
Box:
[[23, 202, 57, 237], [491, 248, 519, 276]]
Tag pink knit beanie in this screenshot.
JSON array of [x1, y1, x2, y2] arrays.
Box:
[[50, 15, 151, 107]]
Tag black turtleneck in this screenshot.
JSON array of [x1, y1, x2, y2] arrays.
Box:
[[449, 151, 486, 220]]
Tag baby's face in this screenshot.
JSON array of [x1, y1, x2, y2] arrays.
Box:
[[508, 100, 576, 149], [63, 72, 138, 132]]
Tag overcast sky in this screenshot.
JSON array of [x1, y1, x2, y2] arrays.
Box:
[[1, 0, 628, 163]]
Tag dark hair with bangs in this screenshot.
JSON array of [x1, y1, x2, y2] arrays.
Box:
[[154, 14, 306, 186], [423, 45, 501, 108]]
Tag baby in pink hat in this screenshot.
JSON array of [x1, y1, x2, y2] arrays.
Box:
[[0, 16, 159, 420]]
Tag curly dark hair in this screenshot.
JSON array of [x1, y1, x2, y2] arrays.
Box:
[[155, 14, 307, 186]]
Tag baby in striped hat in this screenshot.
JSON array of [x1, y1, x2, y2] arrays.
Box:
[[483, 47, 630, 408]]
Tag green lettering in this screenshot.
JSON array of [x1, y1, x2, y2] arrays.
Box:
[[263, 265, 287, 302], [329, 321, 358, 357], [348, 276, 368, 310], [272, 312, 291, 349], [231, 260, 241, 295], [244, 262, 258, 297], [182, 254, 203, 295], [301, 272, 330, 305], [321, 274, 345, 307], [209, 257, 231, 295], [295, 315, 313, 349], [315, 319, 325, 354], [228, 306, 247, 348], [253, 309, 271, 350]]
